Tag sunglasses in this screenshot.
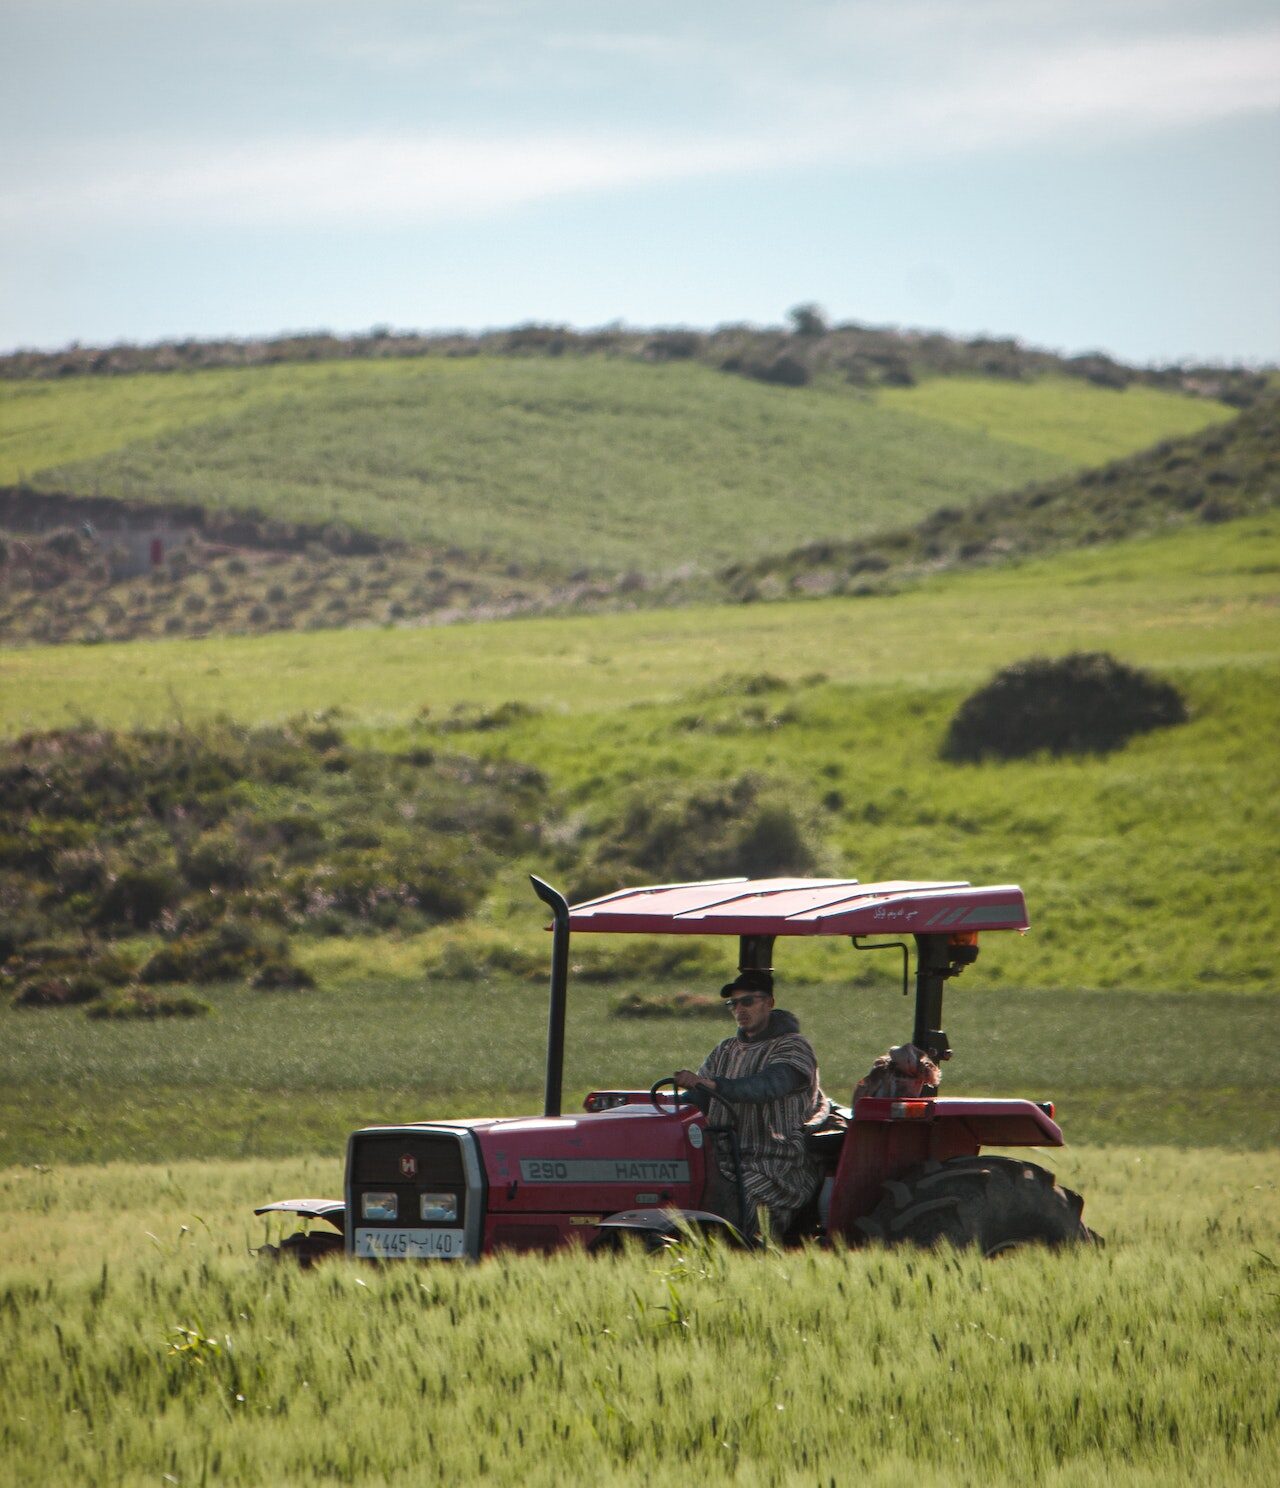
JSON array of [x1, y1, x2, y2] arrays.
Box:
[[725, 994, 765, 1011]]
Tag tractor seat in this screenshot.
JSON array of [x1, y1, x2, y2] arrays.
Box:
[[804, 1129, 845, 1158], [804, 1104, 852, 1158]]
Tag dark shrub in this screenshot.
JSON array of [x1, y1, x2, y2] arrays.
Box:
[[182, 826, 256, 890], [573, 937, 720, 984], [141, 919, 285, 984], [95, 866, 183, 929], [879, 363, 916, 388], [44, 528, 88, 559], [269, 812, 326, 854], [644, 331, 702, 360], [787, 303, 828, 338], [13, 972, 103, 1007], [612, 991, 723, 1019], [52, 846, 109, 893], [750, 354, 810, 388], [250, 959, 316, 990], [431, 700, 541, 734], [942, 652, 1188, 762]]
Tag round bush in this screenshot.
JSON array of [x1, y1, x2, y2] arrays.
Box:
[[942, 652, 1188, 762], [182, 826, 256, 890], [249, 959, 316, 991], [95, 865, 182, 929]]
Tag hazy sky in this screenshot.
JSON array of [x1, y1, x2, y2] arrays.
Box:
[[3, 0, 1277, 361]]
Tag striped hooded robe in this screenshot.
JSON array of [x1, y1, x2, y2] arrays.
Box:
[[697, 1009, 829, 1232]]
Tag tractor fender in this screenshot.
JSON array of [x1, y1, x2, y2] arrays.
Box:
[[593, 1207, 745, 1248], [253, 1199, 346, 1233]]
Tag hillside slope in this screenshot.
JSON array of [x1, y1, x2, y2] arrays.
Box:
[[2, 358, 1232, 574], [0, 514, 1275, 1007], [0, 387, 1264, 648], [712, 393, 1278, 602]]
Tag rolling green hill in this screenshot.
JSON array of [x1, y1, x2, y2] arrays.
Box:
[[2, 512, 1275, 991], [712, 391, 1279, 601], [0, 387, 1267, 648], [1, 358, 1233, 573]]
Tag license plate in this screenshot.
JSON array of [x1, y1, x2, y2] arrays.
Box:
[[354, 1227, 467, 1259]]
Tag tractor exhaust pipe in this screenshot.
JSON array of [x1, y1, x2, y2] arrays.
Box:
[[531, 876, 571, 1118], [911, 932, 977, 1064], [912, 934, 951, 1061]]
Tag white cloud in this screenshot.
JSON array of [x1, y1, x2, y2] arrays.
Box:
[[1, 132, 791, 231], [3, 17, 1277, 232]]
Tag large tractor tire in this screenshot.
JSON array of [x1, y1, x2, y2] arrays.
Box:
[[855, 1156, 1100, 1255]]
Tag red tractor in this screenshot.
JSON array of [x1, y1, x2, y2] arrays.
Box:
[[256, 875, 1096, 1261]]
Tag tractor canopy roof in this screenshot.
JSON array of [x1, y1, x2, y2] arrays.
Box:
[[567, 877, 1029, 937]]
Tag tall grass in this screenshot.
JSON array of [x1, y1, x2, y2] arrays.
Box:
[[0, 1148, 1275, 1485], [5, 359, 1230, 571]]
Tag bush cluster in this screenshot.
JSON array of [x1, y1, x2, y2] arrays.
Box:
[[941, 652, 1188, 762], [87, 989, 211, 1019], [3, 319, 1267, 410], [1, 718, 546, 1009], [569, 773, 821, 903], [0, 516, 561, 649]]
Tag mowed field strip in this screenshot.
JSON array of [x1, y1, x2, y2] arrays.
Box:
[[2, 514, 1275, 735]]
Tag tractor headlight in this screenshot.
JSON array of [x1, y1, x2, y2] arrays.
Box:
[[361, 1191, 398, 1221], [420, 1192, 457, 1223]]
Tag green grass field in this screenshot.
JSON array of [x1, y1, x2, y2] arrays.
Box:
[[2, 340, 1274, 1488], [3, 974, 1276, 1166], [2, 413, 1277, 1485], [3, 510, 1277, 1169], [2, 360, 1232, 571], [0, 366, 296, 483], [880, 374, 1235, 464], [3, 512, 1274, 735], [1, 1147, 1276, 1485]]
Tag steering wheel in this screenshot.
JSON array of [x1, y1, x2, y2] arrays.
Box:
[[649, 1077, 693, 1114]]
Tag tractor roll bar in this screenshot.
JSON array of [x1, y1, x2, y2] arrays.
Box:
[[531, 876, 571, 1117]]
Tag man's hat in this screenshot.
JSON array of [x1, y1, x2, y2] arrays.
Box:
[[719, 969, 775, 999]]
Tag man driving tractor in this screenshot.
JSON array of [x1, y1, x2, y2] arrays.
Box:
[[674, 969, 831, 1235]]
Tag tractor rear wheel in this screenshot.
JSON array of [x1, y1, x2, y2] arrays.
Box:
[[855, 1156, 1099, 1255]]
